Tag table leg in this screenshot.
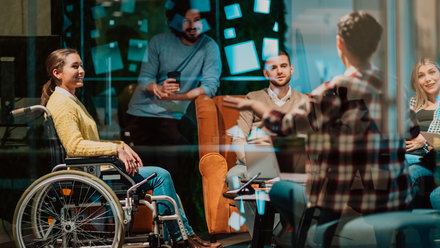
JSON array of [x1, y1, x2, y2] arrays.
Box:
[[251, 202, 276, 248]]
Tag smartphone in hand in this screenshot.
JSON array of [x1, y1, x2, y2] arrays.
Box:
[[167, 71, 181, 85]]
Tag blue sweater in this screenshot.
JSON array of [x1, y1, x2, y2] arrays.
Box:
[[127, 33, 222, 119]]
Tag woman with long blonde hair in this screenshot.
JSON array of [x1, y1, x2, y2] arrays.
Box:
[[406, 58, 440, 209]]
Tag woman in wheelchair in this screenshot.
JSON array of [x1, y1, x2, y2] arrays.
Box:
[[40, 48, 221, 248]]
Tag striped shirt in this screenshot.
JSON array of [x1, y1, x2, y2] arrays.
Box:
[[263, 64, 418, 214], [410, 97, 440, 134]]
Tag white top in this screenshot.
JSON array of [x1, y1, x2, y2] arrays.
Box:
[[267, 86, 292, 107], [55, 86, 78, 102]]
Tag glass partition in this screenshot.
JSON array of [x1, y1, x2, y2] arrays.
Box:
[[1, 0, 440, 246]]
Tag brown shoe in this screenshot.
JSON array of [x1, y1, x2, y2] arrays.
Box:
[[172, 238, 201, 248], [209, 242, 223, 248], [172, 236, 222, 248], [189, 234, 222, 248], [190, 234, 210, 246]]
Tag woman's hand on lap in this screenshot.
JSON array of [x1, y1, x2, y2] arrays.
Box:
[[123, 143, 143, 167], [406, 134, 425, 152], [117, 145, 139, 176]]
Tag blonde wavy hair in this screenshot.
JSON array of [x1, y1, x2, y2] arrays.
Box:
[[410, 58, 440, 111]]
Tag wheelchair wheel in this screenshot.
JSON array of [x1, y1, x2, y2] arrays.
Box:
[[13, 170, 125, 248]]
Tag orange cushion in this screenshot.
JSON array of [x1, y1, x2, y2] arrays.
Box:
[[132, 190, 154, 233]]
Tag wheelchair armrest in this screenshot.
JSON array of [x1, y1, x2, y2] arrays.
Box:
[[65, 156, 125, 171], [65, 156, 134, 185], [65, 155, 118, 165]]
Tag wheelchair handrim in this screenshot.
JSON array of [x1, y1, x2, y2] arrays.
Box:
[[13, 170, 125, 248]]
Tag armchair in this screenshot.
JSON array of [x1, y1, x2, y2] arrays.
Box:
[[195, 95, 248, 236]]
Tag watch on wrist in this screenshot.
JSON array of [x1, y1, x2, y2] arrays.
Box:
[[423, 139, 430, 154]]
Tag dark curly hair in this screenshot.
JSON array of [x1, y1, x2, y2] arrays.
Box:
[[165, 0, 192, 37], [337, 11, 382, 61]]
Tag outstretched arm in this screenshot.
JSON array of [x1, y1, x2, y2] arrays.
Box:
[[223, 96, 271, 119], [224, 93, 322, 136]]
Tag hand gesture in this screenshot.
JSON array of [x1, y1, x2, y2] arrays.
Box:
[[223, 96, 255, 111]]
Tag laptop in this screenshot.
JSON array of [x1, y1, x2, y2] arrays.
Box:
[[243, 135, 308, 184], [244, 144, 279, 181]]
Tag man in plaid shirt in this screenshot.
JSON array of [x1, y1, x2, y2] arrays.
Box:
[[225, 11, 419, 247]]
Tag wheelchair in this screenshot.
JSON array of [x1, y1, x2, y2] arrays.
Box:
[[11, 105, 189, 248]]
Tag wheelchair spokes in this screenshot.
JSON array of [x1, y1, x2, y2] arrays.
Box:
[[13, 170, 124, 248]]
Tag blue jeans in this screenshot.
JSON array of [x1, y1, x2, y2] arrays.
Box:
[[132, 166, 194, 242], [269, 181, 308, 246], [405, 154, 424, 166], [405, 154, 435, 208], [430, 187, 440, 209], [408, 164, 433, 183]]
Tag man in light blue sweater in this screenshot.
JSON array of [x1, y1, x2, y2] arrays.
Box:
[[126, 0, 221, 161], [127, 10, 221, 120]]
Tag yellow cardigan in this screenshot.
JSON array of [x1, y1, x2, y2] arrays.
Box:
[[47, 92, 124, 157]]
